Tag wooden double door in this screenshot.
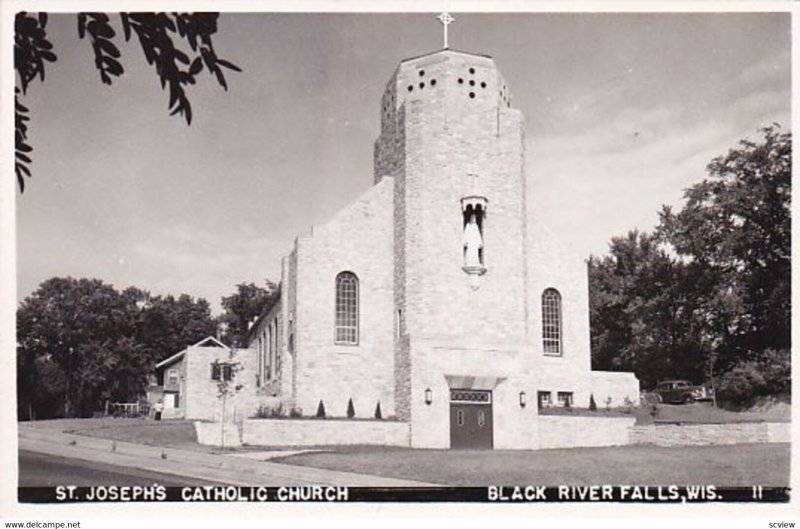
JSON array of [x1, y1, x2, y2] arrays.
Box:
[[449, 389, 493, 449]]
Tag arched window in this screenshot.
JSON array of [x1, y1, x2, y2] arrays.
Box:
[[335, 272, 359, 344], [541, 288, 562, 355]]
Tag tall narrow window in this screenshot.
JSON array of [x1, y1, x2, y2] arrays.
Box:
[[541, 288, 562, 355], [335, 272, 359, 344]]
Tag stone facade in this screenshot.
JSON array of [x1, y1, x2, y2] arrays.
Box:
[[163, 48, 641, 450], [630, 422, 791, 446], [241, 419, 410, 447]]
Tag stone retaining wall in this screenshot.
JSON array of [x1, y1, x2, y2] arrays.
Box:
[[537, 416, 636, 449], [631, 422, 790, 446], [194, 421, 242, 447], [241, 419, 410, 447]]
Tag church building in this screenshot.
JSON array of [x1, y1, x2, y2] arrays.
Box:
[[158, 20, 640, 450]]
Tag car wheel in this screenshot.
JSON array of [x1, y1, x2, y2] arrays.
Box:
[[684, 395, 695, 404]]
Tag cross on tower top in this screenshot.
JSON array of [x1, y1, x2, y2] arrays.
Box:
[[437, 12, 454, 49]]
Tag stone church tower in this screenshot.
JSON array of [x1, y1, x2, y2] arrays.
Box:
[[374, 50, 536, 447]]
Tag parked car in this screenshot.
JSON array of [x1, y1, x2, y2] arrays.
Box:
[[653, 380, 708, 404]]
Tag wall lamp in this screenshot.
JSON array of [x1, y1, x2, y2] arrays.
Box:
[[519, 391, 527, 408], [424, 388, 433, 405]]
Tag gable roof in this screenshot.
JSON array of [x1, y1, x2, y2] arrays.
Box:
[[192, 336, 229, 349], [155, 336, 230, 369]]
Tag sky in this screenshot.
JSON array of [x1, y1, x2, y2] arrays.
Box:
[[15, 12, 792, 314]]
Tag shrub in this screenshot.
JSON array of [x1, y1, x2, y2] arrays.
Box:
[[374, 401, 382, 419], [316, 400, 326, 418], [717, 348, 791, 407], [604, 396, 612, 411], [289, 407, 302, 418], [347, 398, 355, 419], [589, 393, 597, 411], [253, 403, 286, 419]]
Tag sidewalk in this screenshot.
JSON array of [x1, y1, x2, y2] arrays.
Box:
[[18, 422, 436, 487]]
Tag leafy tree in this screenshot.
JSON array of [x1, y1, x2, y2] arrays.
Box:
[[219, 281, 278, 347], [659, 125, 791, 369], [17, 278, 138, 417], [17, 276, 218, 419], [589, 230, 704, 388], [590, 126, 791, 402], [14, 12, 241, 193], [137, 293, 218, 360]]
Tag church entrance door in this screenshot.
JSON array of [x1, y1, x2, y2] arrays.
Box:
[[449, 389, 493, 449]]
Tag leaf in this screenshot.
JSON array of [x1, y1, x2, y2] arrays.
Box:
[[96, 37, 121, 58], [120, 13, 132, 41], [87, 18, 114, 39], [217, 59, 241, 72], [77, 13, 87, 38], [102, 57, 124, 77], [39, 50, 57, 62], [188, 56, 203, 75], [214, 69, 227, 91], [16, 165, 27, 193], [17, 161, 31, 177], [173, 48, 190, 64]]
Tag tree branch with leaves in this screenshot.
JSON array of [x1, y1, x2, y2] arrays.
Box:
[[14, 11, 241, 193]]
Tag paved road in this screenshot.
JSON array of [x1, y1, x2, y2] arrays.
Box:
[[19, 450, 222, 487]]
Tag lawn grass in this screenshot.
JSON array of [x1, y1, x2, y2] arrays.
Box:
[[272, 443, 790, 487], [56, 418, 200, 449]]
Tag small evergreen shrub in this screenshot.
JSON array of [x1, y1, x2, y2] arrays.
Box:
[[316, 400, 326, 418], [374, 401, 382, 419], [289, 407, 302, 418], [253, 403, 286, 418], [347, 398, 356, 419], [589, 393, 597, 411]]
